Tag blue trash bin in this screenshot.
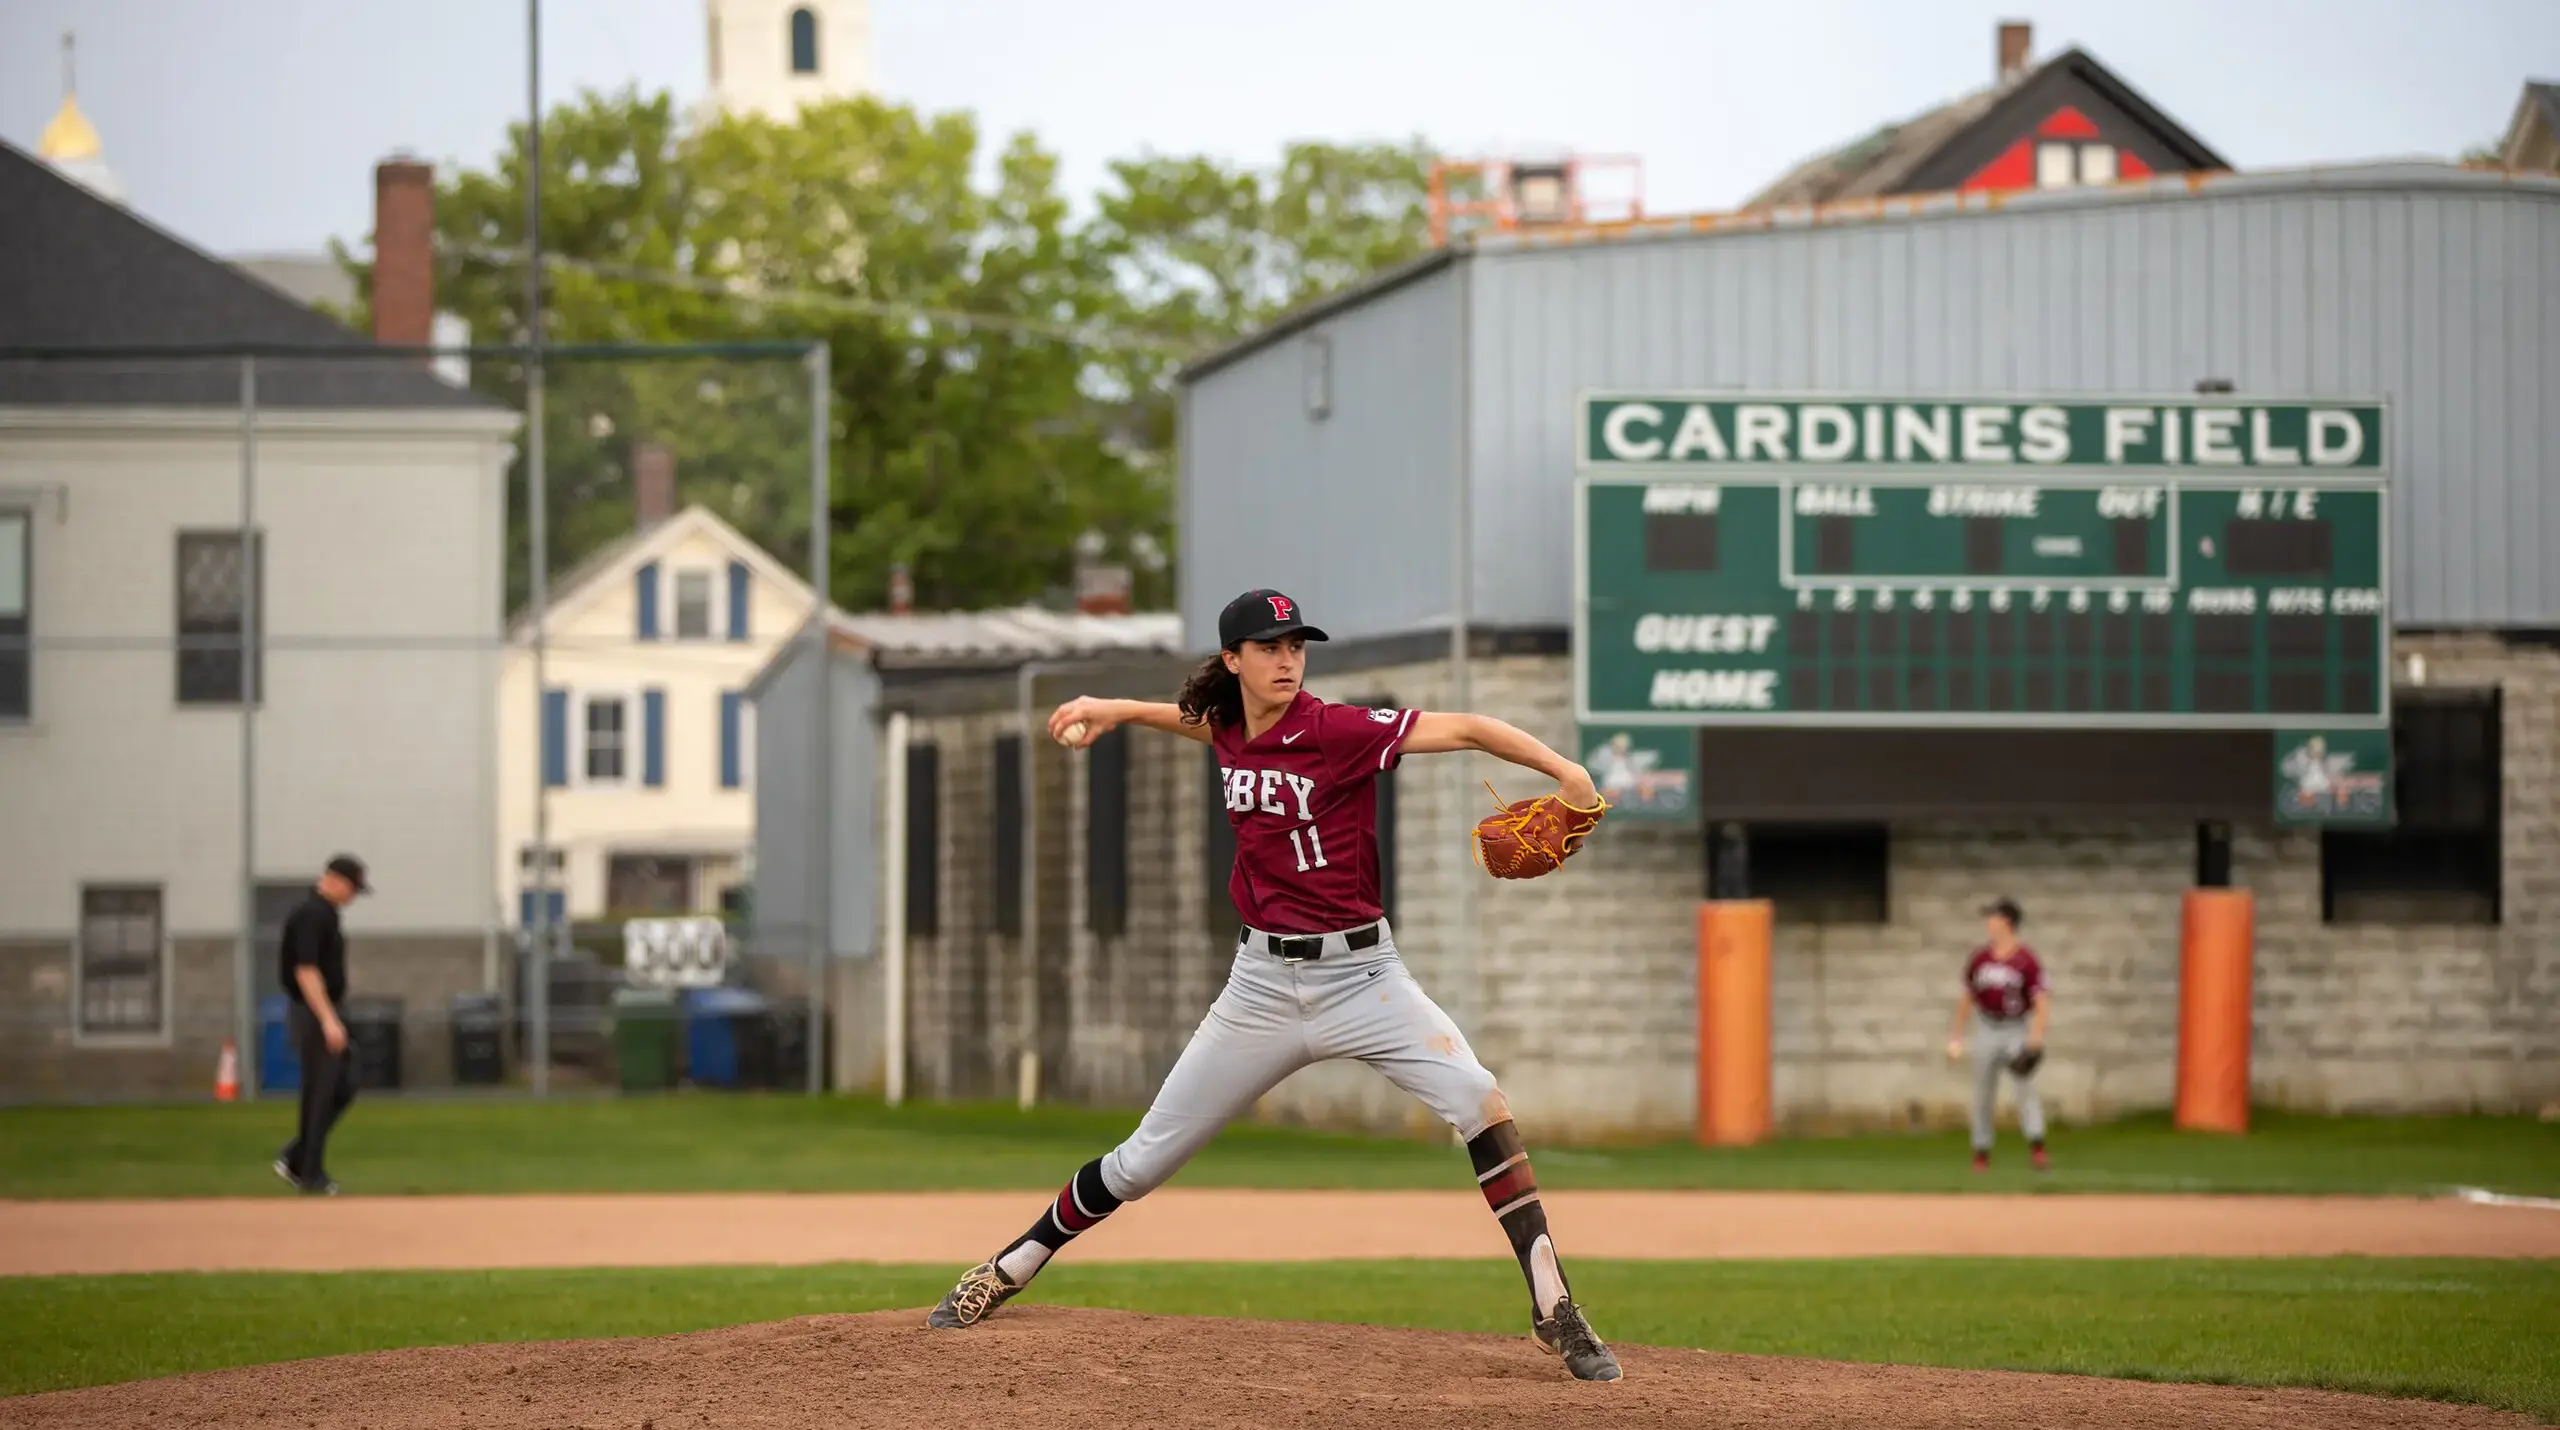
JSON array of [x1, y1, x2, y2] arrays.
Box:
[[258, 994, 300, 1094], [681, 987, 768, 1088]]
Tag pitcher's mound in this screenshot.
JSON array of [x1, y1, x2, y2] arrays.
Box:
[[1, 1306, 2529, 1430]]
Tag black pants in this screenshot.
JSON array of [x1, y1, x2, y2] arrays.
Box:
[[283, 1001, 356, 1185]]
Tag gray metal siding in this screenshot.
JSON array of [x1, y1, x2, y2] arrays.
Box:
[[750, 646, 821, 958], [750, 647, 879, 959], [1466, 185, 2560, 627], [1180, 266, 1461, 649], [829, 657, 881, 958]]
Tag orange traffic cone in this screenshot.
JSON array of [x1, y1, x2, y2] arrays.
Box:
[[215, 1040, 240, 1102]]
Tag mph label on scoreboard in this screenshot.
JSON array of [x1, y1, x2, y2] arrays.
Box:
[[1574, 394, 2389, 730]]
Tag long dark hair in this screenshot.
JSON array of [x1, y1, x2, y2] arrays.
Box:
[[1175, 650, 1242, 730]]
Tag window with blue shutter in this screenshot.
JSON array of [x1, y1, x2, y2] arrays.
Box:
[[542, 689, 569, 787], [727, 560, 751, 641], [635, 561, 660, 640], [642, 688, 667, 787], [720, 692, 744, 789]]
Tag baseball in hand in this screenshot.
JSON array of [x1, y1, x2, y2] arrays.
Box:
[[1057, 720, 1089, 747]]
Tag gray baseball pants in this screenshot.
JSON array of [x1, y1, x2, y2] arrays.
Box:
[[1970, 1013, 2046, 1153], [1098, 920, 1506, 1203]]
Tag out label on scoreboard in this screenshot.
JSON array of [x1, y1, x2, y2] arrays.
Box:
[[1574, 394, 2390, 729]]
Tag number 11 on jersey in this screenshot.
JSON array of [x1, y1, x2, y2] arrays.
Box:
[[1289, 825, 1329, 872]]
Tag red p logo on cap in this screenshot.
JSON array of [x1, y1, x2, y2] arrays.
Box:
[[1267, 594, 1294, 622]]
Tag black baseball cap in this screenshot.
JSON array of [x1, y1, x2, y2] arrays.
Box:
[[1981, 897, 2022, 927], [1218, 589, 1329, 648], [327, 855, 371, 895]]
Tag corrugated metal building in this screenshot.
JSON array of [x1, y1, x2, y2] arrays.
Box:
[[1183, 163, 2560, 638], [1164, 162, 2560, 1135]]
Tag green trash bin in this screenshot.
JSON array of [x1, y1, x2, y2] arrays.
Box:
[[611, 987, 680, 1092]]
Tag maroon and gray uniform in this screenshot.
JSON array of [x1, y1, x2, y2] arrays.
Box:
[[941, 588, 1614, 1381], [990, 691, 1511, 1287], [1964, 945, 2048, 1153]]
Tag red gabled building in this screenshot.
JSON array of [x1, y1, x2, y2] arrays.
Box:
[[1743, 21, 2229, 209]]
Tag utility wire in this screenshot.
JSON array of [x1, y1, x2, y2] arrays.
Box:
[[447, 244, 1206, 357]]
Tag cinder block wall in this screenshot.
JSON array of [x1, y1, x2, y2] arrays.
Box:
[[884, 634, 2560, 1142]]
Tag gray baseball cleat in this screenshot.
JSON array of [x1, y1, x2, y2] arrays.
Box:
[[926, 1261, 1020, 1329], [1534, 1297, 1623, 1381]]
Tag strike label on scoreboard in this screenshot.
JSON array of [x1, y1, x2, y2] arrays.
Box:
[[1575, 394, 2390, 729]]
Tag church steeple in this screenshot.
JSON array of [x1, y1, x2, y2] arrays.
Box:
[[38, 32, 125, 205]]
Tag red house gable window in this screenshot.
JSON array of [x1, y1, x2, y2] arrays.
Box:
[[1961, 105, 2154, 193]]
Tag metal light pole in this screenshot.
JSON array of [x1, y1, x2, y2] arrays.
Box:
[[236, 357, 261, 1102], [805, 340, 830, 1094], [524, 0, 552, 1096]]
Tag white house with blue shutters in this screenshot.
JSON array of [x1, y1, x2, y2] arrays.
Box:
[[496, 504, 818, 927]]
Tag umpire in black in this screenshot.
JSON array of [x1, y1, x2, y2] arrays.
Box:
[[274, 855, 368, 1195]]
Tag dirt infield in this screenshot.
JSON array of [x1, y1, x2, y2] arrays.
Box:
[[6, 1187, 2558, 1276], [0, 1306, 2535, 1430]]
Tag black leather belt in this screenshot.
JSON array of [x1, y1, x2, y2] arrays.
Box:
[[1242, 923, 1382, 962]]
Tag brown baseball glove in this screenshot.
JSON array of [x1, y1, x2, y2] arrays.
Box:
[[1471, 781, 1609, 880]]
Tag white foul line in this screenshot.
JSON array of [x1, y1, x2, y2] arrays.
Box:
[[2451, 1187, 2560, 1212]]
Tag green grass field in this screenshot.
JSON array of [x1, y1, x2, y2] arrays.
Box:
[[2, 1097, 2553, 1200], [6, 1259, 2556, 1421]]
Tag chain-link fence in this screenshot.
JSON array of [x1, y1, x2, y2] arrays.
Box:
[[0, 342, 836, 1103]]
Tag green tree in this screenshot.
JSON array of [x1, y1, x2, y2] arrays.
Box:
[[1082, 139, 1457, 458], [338, 89, 1168, 615], [336, 104, 1459, 617]]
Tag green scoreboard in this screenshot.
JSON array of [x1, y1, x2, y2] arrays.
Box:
[[1575, 394, 2391, 729]]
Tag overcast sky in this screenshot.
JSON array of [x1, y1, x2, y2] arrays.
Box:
[[1, 0, 2550, 259]]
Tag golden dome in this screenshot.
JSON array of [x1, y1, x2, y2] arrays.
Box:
[[39, 92, 102, 163]]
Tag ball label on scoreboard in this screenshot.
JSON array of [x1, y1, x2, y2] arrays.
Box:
[[1577, 393, 2390, 729]]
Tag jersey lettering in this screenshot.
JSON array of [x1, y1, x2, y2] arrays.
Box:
[[1227, 767, 1317, 820], [1211, 692, 1417, 934]]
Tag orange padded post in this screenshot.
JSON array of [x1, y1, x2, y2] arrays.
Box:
[[2174, 888, 2255, 1134], [1697, 900, 1774, 1146]]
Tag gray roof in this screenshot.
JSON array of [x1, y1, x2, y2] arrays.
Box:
[[1742, 80, 2017, 211], [1739, 46, 2229, 211], [0, 140, 492, 412], [745, 605, 1187, 700], [230, 253, 360, 314], [2505, 81, 2560, 166], [830, 607, 1185, 663]]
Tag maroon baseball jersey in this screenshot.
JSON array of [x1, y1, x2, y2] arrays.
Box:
[[1964, 946, 2047, 1021], [1211, 691, 1417, 934]]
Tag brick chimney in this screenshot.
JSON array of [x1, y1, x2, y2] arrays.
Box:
[[888, 563, 914, 615], [1074, 562, 1134, 616], [1996, 21, 2033, 83], [633, 441, 677, 529], [372, 155, 435, 352]]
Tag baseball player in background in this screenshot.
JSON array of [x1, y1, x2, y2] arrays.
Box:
[[923, 588, 1623, 1382], [1945, 896, 2051, 1171]]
